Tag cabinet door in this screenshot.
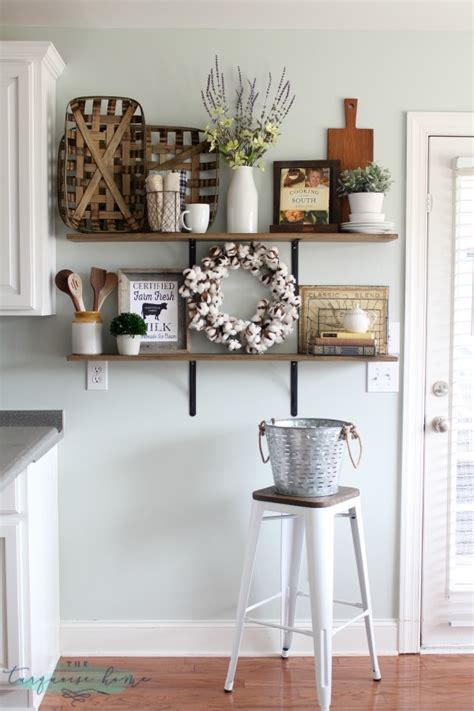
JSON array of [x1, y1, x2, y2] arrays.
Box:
[[0, 60, 34, 311], [0, 524, 21, 678]]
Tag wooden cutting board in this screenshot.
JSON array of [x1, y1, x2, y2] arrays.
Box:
[[328, 98, 374, 223]]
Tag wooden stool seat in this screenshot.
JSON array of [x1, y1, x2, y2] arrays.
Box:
[[253, 485, 360, 508]]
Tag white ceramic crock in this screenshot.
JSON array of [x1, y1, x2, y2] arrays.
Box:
[[72, 311, 103, 354]]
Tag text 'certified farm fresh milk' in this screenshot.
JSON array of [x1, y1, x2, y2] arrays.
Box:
[[130, 279, 178, 342]]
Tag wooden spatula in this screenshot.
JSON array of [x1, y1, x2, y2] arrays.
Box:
[[90, 267, 107, 311], [67, 272, 86, 312], [327, 98, 374, 223], [97, 272, 118, 310], [55, 269, 77, 310]]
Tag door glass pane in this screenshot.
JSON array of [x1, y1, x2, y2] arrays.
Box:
[[450, 157, 474, 590]]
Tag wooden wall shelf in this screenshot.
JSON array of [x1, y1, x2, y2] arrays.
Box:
[[66, 231, 398, 243], [65, 232, 398, 415], [67, 353, 398, 363]]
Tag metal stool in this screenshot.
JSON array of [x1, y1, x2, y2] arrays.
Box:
[[224, 486, 381, 711]]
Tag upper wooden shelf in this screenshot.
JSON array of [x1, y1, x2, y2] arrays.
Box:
[[66, 232, 398, 243], [67, 353, 398, 363]]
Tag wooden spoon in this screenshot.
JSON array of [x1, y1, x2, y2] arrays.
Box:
[[97, 272, 118, 310], [67, 272, 86, 312], [55, 269, 77, 310], [90, 267, 107, 311]]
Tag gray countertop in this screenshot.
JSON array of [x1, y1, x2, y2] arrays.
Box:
[[0, 411, 64, 493]]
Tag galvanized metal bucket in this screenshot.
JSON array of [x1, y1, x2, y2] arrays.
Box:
[[258, 418, 362, 497]]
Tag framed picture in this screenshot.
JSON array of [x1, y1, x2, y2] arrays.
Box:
[[299, 285, 389, 354], [272, 160, 340, 231], [118, 268, 188, 353]]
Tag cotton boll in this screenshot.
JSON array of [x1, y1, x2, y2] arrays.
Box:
[[237, 244, 250, 259], [228, 338, 242, 351], [225, 242, 237, 257], [197, 302, 210, 316]]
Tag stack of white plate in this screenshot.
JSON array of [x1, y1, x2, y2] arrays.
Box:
[[341, 212, 395, 234]]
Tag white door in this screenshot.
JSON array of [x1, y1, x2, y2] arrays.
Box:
[[422, 136, 474, 648]]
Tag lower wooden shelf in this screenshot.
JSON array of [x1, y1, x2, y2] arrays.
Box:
[[67, 353, 398, 362]]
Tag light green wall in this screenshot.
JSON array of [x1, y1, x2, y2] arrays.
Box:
[[0, 27, 472, 622]]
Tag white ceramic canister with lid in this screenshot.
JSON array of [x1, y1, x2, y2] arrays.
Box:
[[72, 311, 103, 354]]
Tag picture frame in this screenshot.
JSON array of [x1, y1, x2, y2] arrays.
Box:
[[298, 285, 389, 354], [118, 268, 189, 353], [271, 160, 340, 232]]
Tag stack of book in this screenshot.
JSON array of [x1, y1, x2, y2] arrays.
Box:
[[310, 331, 377, 356]]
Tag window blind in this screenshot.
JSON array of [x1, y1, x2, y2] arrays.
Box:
[[449, 156, 474, 596]]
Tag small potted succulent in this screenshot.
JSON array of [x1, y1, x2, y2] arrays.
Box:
[[338, 162, 393, 217], [110, 312, 147, 356]]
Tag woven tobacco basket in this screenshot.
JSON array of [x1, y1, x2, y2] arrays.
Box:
[[58, 96, 146, 232], [146, 125, 219, 228]]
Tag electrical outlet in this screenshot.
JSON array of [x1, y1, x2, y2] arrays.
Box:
[[367, 361, 399, 393], [86, 361, 108, 390]]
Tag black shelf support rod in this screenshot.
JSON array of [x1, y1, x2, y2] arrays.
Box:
[[291, 239, 300, 417], [189, 239, 197, 416]]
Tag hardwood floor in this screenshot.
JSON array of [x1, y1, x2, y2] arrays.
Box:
[[39, 655, 474, 710]]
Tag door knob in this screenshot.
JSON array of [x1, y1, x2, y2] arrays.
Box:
[[432, 416, 450, 433], [432, 381, 449, 397]]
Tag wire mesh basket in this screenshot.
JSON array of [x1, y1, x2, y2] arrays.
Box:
[[258, 418, 362, 497], [146, 190, 181, 232]]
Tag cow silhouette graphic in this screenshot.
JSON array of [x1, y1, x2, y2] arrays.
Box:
[[142, 303, 168, 321]]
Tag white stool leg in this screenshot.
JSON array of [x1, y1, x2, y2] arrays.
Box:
[[224, 500, 264, 692], [305, 508, 334, 711], [280, 514, 304, 658], [349, 498, 382, 681]]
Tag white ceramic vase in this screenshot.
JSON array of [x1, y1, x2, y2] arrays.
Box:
[[117, 335, 141, 356], [227, 166, 258, 233], [348, 192, 384, 214]]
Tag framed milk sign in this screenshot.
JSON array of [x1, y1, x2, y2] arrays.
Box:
[[118, 269, 188, 352]]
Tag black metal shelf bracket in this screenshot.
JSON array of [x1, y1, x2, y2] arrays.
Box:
[[187, 237, 300, 417], [189, 239, 197, 416], [291, 239, 300, 417]]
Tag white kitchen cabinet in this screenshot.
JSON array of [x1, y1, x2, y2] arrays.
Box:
[[0, 446, 60, 711], [0, 41, 65, 315]]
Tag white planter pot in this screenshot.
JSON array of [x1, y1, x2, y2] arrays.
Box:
[[348, 192, 384, 214], [227, 166, 258, 233], [117, 335, 141, 356]]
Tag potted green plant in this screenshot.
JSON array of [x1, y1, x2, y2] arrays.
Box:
[[110, 312, 147, 356], [338, 162, 393, 219]]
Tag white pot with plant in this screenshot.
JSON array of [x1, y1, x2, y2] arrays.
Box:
[[338, 162, 393, 219], [202, 56, 295, 233], [110, 312, 147, 356]]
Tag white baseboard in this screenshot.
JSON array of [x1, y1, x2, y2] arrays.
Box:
[[60, 618, 399, 657]]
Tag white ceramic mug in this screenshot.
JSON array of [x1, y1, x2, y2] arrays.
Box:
[[180, 204, 210, 233]]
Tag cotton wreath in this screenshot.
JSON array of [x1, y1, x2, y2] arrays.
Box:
[[179, 242, 301, 354]]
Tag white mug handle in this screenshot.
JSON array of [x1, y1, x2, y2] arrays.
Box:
[[180, 210, 191, 231]]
